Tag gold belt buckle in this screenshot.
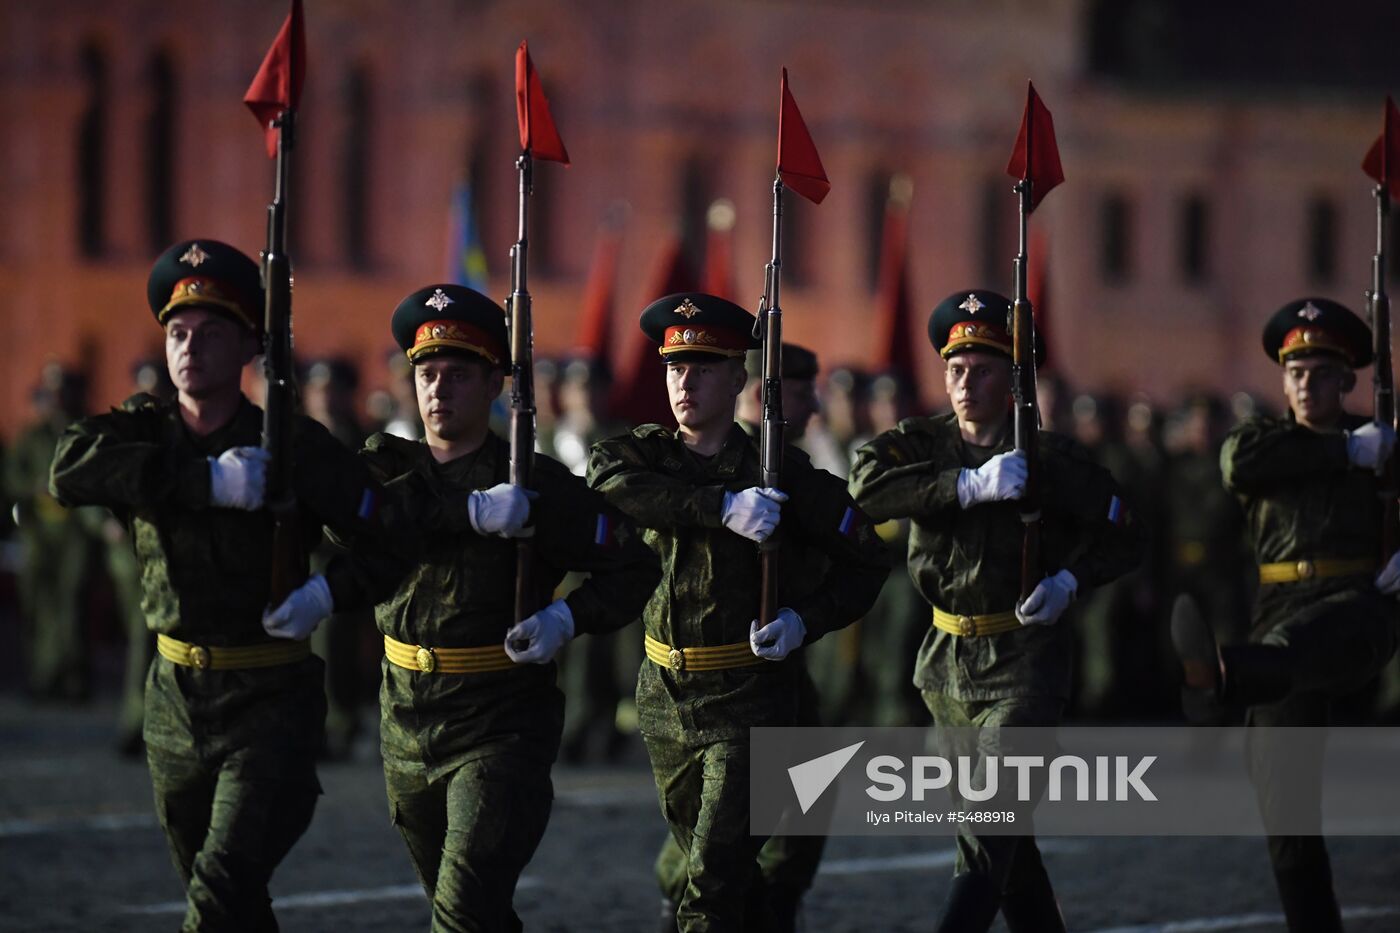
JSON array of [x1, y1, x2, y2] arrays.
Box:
[[667, 647, 686, 671], [957, 615, 976, 637], [188, 645, 210, 670], [1295, 560, 1315, 580], [415, 646, 436, 673]]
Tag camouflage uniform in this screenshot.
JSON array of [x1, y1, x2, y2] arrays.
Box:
[[589, 422, 887, 932], [357, 431, 658, 933], [1219, 413, 1398, 930], [849, 413, 1142, 930], [50, 394, 389, 932]]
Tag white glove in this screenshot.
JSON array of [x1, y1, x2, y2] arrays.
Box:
[[467, 483, 537, 537], [956, 451, 1028, 508], [1016, 569, 1078, 626], [504, 599, 575, 664], [262, 574, 334, 640], [749, 608, 806, 661], [1376, 552, 1400, 596], [1346, 423, 1396, 470], [721, 487, 789, 542], [208, 446, 271, 510]]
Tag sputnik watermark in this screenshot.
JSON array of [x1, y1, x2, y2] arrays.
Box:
[[865, 754, 1156, 803], [751, 726, 1400, 836]]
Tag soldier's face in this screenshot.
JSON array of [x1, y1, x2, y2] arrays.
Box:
[[666, 358, 745, 431], [164, 309, 259, 400], [415, 356, 503, 442], [944, 351, 1013, 426], [1283, 355, 1353, 428]]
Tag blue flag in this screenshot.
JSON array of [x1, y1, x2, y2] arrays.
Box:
[[446, 183, 489, 292]]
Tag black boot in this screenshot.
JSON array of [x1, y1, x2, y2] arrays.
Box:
[[1170, 594, 1225, 724], [1001, 876, 1067, 932], [1273, 865, 1344, 933], [1220, 644, 1293, 708], [933, 872, 1000, 933]]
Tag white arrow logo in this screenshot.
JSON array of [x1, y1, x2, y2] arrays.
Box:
[[788, 741, 865, 814]]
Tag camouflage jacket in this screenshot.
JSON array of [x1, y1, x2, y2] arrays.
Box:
[[1221, 413, 1389, 632], [849, 413, 1142, 701], [587, 422, 888, 744], [49, 394, 389, 643], [49, 394, 392, 769], [357, 431, 660, 777]]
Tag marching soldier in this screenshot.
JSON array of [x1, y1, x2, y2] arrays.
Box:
[[653, 341, 832, 932], [587, 294, 888, 931], [263, 283, 660, 932], [1172, 297, 1399, 932], [848, 290, 1142, 932], [50, 239, 393, 931]]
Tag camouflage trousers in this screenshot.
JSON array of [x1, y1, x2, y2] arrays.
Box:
[[144, 657, 325, 933], [384, 753, 553, 933], [921, 691, 1065, 921], [1243, 590, 1397, 932], [655, 668, 828, 928], [644, 733, 772, 932]]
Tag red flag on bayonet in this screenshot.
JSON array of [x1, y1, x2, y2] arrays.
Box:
[[1005, 82, 1063, 213], [1362, 95, 1400, 201], [777, 69, 829, 204], [243, 0, 306, 159], [515, 41, 569, 165]]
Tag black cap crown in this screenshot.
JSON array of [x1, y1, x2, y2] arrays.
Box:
[[147, 239, 262, 333], [927, 289, 1046, 367], [640, 292, 758, 362], [1262, 297, 1372, 368], [391, 284, 508, 366]]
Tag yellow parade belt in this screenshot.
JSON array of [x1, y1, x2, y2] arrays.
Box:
[[644, 634, 763, 672], [383, 635, 515, 674], [932, 606, 1021, 637], [156, 633, 310, 671], [1257, 558, 1376, 585]]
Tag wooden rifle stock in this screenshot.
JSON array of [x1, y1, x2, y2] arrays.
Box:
[[756, 177, 785, 628], [509, 153, 538, 628], [1011, 178, 1042, 600], [261, 109, 305, 608]]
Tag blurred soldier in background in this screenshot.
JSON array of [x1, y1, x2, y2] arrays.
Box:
[[551, 356, 639, 763], [303, 357, 373, 760], [5, 363, 94, 702]]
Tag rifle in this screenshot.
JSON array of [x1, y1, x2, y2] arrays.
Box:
[[1010, 175, 1042, 601], [1367, 177, 1395, 559], [508, 150, 538, 626], [754, 176, 785, 627], [260, 97, 304, 607]]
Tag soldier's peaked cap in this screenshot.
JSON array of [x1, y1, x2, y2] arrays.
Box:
[[640, 292, 758, 362], [928, 289, 1046, 368], [1262, 297, 1372, 369], [391, 284, 508, 366], [147, 239, 263, 333]]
